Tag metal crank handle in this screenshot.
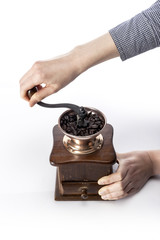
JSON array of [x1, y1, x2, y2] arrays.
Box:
[[27, 86, 87, 119]]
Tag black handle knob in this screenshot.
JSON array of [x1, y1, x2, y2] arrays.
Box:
[[27, 86, 38, 99]]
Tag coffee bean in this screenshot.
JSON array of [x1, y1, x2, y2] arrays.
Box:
[[91, 124, 98, 129], [85, 130, 89, 136], [70, 122, 76, 128], [95, 121, 101, 125], [63, 124, 67, 130], [60, 109, 105, 136], [89, 129, 96, 135], [99, 116, 104, 121], [70, 126, 77, 135], [66, 127, 72, 133], [69, 117, 75, 122], [95, 117, 99, 121], [69, 112, 76, 117], [64, 115, 69, 121], [90, 117, 95, 122]]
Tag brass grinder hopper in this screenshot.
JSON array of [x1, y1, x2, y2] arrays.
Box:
[[58, 107, 106, 155]]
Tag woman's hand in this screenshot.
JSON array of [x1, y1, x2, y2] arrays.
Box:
[[19, 50, 81, 107], [98, 151, 153, 200], [19, 33, 119, 107]]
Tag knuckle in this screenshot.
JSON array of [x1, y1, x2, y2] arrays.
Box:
[[19, 78, 24, 86], [19, 86, 26, 98], [20, 91, 24, 99], [106, 193, 113, 199], [103, 187, 110, 195], [33, 77, 39, 86], [120, 189, 125, 195], [117, 173, 123, 181], [119, 182, 124, 191], [32, 61, 41, 70], [51, 84, 59, 93], [53, 88, 58, 94], [33, 71, 44, 85], [35, 70, 45, 80], [120, 190, 126, 196], [49, 87, 56, 95]]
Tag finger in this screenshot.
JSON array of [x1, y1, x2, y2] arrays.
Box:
[[29, 86, 54, 107], [98, 165, 128, 185], [98, 172, 121, 185], [127, 188, 138, 195], [19, 67, 35, 99], [104, 188, 138, 200], [100, 182, 141, 200], [19, 61, 42, 86], [101, 191, 129, 200], [19, 67, 33, 85], [98, 177, 129, 196], [19, 77, 33, 102], [20, 74, 43, 101], [123, 181, 135, 193]]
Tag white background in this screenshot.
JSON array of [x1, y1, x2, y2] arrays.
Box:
[[0, 0, 160, 239]]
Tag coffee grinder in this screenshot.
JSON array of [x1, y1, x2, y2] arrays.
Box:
[[28, 87, 116, 200]]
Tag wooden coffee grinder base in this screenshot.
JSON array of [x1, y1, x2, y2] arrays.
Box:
[[50, 124, 116, 201]]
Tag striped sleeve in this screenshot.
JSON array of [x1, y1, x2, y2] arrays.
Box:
[[109, 0, 160, 61]]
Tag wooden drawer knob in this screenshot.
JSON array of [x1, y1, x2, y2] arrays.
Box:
[[81, 188, 88, 200]]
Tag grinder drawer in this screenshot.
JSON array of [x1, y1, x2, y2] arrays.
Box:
[[62, 181, 101, 199]]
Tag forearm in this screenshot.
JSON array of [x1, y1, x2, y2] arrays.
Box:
[[72, 33, 119, 75], [147, 150, 160, 176], [73, 1, 160, 73]]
